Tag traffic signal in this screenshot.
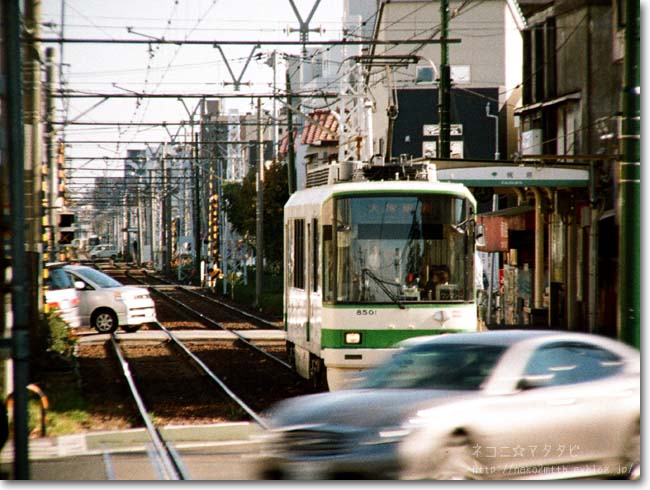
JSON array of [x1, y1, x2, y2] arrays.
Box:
[[58, 230, 74, 245], [58, 212, 74, 228], [58, 212, 74, 245]]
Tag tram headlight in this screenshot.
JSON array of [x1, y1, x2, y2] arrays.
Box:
[[344, 332, 362, 344]]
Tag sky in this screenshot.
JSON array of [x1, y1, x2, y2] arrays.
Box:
[[39, 0, 346, 179]]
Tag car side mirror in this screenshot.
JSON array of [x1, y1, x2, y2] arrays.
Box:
[[74, 281, 85, 290], [516, 374, 553, 391]]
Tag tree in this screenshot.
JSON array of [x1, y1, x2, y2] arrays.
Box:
[[222, 161, 289, 270]]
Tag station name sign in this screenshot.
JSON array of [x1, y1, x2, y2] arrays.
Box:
[[436, 165, 589, 187]]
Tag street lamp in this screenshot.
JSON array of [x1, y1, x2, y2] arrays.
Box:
[[485, 102, 500, 160]]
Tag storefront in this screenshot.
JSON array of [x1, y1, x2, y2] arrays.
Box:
[[436, 161, 590, 328]]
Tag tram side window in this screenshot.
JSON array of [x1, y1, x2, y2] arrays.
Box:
[[312, 218, 319, 293], [293, 219, 305, 289]]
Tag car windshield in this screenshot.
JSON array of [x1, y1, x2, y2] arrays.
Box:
[[358, 343, 506, 391], [72, 267, 123, 288]]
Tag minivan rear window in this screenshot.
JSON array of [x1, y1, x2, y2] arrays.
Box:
[[46, 268, 75, 290]]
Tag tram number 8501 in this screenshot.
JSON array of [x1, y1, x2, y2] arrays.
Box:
[[356, 309, 377, 316]]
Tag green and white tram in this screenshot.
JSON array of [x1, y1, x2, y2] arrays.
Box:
[[284, 176, 480, 390]]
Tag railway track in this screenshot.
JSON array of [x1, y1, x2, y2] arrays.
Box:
[[109, 335, 192, 480], [105, 315, 275, 480], [69, 263, 320, 471]]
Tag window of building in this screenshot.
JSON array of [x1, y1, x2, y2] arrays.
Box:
[[416, 66, 434, 84]]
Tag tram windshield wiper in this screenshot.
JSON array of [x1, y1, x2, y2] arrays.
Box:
[[361, 268, 406, 309]]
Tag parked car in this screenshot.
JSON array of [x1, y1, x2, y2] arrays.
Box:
[[89, 244, 118, 261], [255, 330, 640, 480], [63, 265, 156, 333], [44, 262, 81, 329]]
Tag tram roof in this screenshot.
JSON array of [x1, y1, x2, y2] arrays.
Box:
[[285, 180, 476, 210]]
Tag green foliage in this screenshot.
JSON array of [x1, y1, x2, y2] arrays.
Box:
[[28, 379, 91, 436], [221, 161, 289, 269], [216, 269, 283, 317], [39, 310, 77, 359]]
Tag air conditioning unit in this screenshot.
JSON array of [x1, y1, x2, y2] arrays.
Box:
[[521, 129, 542, 155]]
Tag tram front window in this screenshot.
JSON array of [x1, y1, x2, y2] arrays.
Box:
[[331, 194, 475, 304]]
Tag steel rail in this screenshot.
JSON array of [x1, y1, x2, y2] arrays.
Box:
[[109, 335, 189, 480], [178, 286, 280, 330], [137, 271, 280, 329], [147, 285, 293, 372], [152, 320, 269, 429]]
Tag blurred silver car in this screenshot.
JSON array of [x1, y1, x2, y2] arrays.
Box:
[[255, 330, 639, 480], [64, 265, 156, 333]]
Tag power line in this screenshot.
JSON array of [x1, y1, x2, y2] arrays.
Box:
[[54, 90, 338, 99], [33, 36, 459, 46]]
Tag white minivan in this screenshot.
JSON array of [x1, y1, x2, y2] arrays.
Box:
[[89, 244, 118, 261], [64, 265, 156, 333]]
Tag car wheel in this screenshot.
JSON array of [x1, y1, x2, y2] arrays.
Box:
[[92, 309, 118, 334], [110, 255, 117, 260], [430, 433, 482, 480], [121, 324, 141, 333]]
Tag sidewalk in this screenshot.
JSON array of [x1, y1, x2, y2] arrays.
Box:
[[0, 421, 262, 462]]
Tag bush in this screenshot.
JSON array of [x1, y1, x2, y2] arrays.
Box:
[[39, 311, 77, 361]]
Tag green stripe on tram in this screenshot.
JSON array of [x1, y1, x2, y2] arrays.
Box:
[[321, 328, 464, 349]]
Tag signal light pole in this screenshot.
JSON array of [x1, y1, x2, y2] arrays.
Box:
[[255, 99, 265, 309]]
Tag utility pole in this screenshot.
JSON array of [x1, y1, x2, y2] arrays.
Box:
[[6, 0, 30, 478], [267, 51, 279, 152], [165, 165, 172, 276], [255, 98, 264, 308], [438, 0, 451, 159], [24, 0, 43, 343], [45, 47, 58, 262], [193, 131, 201, 285], [136, 180, 143, 266], [286, 70, 296, 194], [617, 0, 640, 348], [161, 146, 168, 275]]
